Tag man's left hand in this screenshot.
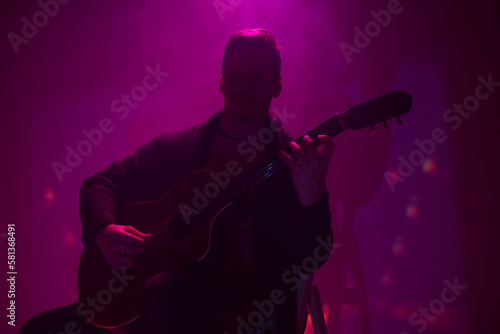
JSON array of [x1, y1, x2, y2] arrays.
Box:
[[279, 135, 334, 207]]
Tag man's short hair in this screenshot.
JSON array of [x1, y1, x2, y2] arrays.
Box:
[[222, 28, 281, 79]]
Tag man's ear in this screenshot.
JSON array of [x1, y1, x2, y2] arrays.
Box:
[[273, 78, 283, 98]]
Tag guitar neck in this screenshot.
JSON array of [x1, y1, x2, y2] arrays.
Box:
[[222, 114, 347, 199], [207, 90, 412, 211], [205, 115, 347, 213]]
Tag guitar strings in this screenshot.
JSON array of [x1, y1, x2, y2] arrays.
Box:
[[140, 116, 345, 244], [140, 97, 407, 243]]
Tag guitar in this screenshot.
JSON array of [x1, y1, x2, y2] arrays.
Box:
[[77, 90, 412, 329]]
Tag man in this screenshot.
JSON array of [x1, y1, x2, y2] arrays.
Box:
[[80, 28, 334, 333]]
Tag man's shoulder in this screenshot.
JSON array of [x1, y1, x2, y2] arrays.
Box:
[[150, 123, 202, 148], [136, 111, 221, 156]]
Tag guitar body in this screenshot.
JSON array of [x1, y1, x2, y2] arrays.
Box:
[[78, 169, 251, 328], [77, 90, 413, 329]]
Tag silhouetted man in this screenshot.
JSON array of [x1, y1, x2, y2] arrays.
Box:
[[80, 28, 334, 333]]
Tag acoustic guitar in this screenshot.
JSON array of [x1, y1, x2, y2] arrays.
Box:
[[77, 90, 412, 329]]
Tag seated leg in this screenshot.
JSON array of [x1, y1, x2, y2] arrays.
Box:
[[19, 302, 110, 334], [141, 271, 211, 333], [141, 265, 299, 334]]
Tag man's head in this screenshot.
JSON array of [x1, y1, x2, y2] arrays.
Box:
[[220, 28, 283, 121]]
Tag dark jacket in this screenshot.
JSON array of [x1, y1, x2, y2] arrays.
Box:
[[79, 110, 333, 332]]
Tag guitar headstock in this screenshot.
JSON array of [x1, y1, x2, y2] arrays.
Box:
[[340, 90, 412, 130]]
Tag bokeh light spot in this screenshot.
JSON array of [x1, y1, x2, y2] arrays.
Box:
[[422, 158, 436, 174], [381, 269, 394, 287], [406, 205, 419, 219], [64, 232, 75, 246], [392, 236, 406, 257], [45, 188, 55, 203], [393, 304, 408, 319]]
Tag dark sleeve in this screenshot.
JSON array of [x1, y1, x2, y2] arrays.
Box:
[[79, 139, 159, 248], [284, 191, 333, 271], [273, 129, 333, 270]]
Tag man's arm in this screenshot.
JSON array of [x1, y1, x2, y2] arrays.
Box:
[[79, 122, 208, 269], [280, 135, 335, 269], [285, 192, 333, 270], [79, 156, 132, 248], [79, 141, 157, 269]]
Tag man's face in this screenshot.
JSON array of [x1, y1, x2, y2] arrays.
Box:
[[220, 45, 282, 121]]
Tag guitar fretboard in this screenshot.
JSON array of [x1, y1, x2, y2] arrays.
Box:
[[164, 90, 412, 238]]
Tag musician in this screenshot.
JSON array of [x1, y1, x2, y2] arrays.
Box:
[[80, 28, 334, 333]]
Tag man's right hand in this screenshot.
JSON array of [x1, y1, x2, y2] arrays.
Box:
[[95, 224, 151, 270]]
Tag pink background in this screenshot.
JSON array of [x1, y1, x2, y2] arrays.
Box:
[[1, 0, 499, 333]]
